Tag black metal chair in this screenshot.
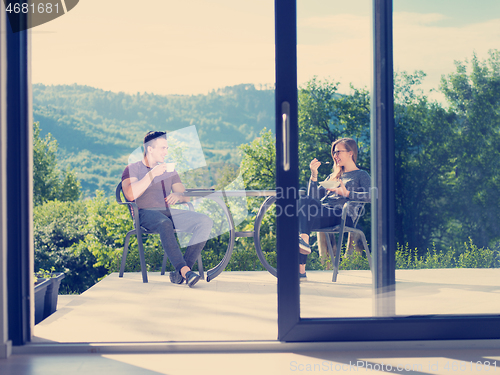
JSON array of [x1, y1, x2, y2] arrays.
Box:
[[115, 181, 204, 283], [315, 200, 372, 282]]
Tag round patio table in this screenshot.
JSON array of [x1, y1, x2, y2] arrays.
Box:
[[182, 189, 278, 281]]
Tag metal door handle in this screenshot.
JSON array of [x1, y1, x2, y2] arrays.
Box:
[[282, 101, 290, 171]]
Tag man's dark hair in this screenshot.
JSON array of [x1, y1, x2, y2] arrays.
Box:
[[143, 131, 167, 156]]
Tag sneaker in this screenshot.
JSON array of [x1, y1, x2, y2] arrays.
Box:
[[169, 271, 184, 284], [299, 272, 307, 280], [299, 236, 311, 254], [185, 271, 201, 288]]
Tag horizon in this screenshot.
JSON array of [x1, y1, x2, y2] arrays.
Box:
[[32, 0, 500, 101], [32, 81, 274, 97]]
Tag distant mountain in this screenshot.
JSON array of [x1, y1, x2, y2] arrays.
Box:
[[33, 83, 275, 196]]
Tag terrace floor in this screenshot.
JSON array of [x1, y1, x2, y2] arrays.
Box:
[[2, 269, 500, 375], [32, 268, 500, 343]]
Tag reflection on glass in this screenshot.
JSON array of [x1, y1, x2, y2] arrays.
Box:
[[297, 0, 374, 318], [299, 0, 500, 319], [393, 0, 500, 317]]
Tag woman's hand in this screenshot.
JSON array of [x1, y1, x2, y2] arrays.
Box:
[[327, 179, 350, 197], [309, 158, 321, 180]]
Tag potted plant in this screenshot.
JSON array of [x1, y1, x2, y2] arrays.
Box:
[[34, 277, 51, 324], [35, 267, 66, 322]]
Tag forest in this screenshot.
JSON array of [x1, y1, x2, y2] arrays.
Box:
[[33, 82, 275, 196], [34, 51, 500, 293]]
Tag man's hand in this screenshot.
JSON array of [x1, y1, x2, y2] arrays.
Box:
[[150, 163, 168, 179], [165, 192, 183, 205]]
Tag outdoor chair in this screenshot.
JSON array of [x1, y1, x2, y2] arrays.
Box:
[[115, 181, 204, 283], [315, 200, 372, 282]]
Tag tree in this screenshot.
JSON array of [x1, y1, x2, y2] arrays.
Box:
[[439, 50, 500, 249], [393, 51, 500, 252], [298, 77, 371, 187], [393, 71, 457, 252], [33, 122, 81, 205], [239, 128, 276, 190]]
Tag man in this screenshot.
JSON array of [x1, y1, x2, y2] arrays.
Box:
[[122, 131, 213, 287]]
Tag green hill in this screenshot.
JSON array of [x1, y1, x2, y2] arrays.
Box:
[[33, 83, 275, 196]]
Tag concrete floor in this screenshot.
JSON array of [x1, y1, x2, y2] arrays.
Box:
[[32, 269, 500, 343], [3, 341, 500, 374], [1, 269, 499, 374]]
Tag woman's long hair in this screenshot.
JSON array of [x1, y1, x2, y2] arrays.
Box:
[[331, 138, 358, 180]]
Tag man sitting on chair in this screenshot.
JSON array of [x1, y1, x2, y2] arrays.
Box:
[[121, 131, 213, 287]]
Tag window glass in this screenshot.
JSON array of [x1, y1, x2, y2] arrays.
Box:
[[393, 0, 500, 316], [297, 0, 375, 318], [31, 0, 277, 342], [298, 0, 500, 319]]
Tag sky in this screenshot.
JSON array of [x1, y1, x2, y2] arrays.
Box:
[[31, 0, 500, 100]]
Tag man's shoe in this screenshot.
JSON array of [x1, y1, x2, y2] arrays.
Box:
[[169, 271, 184, 284], [185, 271, 201, 288], [299, 236, 311, 254]]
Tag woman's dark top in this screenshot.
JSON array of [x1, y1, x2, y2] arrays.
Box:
[[307, 169, 371, 221]]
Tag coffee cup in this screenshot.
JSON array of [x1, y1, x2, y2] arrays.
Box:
[[166, 163, 175, 172]]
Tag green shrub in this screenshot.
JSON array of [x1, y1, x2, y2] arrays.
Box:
[[456, 238, 499, 268], [226, 244, 262, 271], [421, 244, 455, 269], [395, 239, 499, 270], [339, 249, 370, 270], [76, 191, 133, 272], [305, 247, 329, 271], [396, 243, 418, 269], [34, 199, 107, 294]]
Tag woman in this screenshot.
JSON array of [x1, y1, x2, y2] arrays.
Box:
[[298, 138, 370, 278]]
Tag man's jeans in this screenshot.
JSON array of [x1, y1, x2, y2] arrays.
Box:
[[138, 208, 213, 273]]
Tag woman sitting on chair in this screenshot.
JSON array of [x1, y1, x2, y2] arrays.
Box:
[[298, 138, 371, 279]]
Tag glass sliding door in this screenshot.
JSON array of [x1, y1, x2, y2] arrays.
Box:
[[296, 0, 376, 319], [276, 0, 500, 341], [392, 0, 500, 317]]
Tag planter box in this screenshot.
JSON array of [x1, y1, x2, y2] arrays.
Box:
[[43, 272, 66, 319], [34, 278, 51, 325]]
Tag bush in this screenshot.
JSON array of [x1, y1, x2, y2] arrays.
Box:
[[456, 238, 499, 268], [395, 239, 499, 270], [75, 191, 135, 272], [303, 237, 499, 272], [35, 189, 500, 295], [226, 243, 262, 271], [302, 236, 370, 271], [339, 249, 370, 270], [34, 200, 107, 294]]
